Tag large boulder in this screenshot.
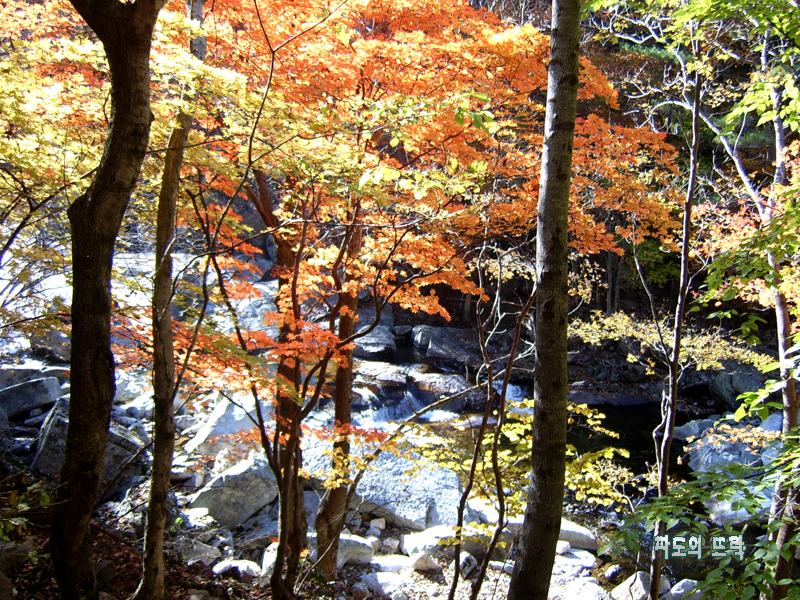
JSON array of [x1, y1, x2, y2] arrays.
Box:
[[406, 370, 483, 411], [355, 451, 462, 530], [32, 399, 145, 497], [189, 452, 278, 528], [0, 377, 61, 419], [354, 326, 397, 359], [611, 572, 670, 600], [184, 393, 259, 455], [411, 326, 482, 368], [708, 360, 765, 411]]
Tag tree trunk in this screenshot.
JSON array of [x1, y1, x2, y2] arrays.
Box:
[[51, 4, 164, 600], [507, 1, 580, 598], [133, 4, 204, 598], [649, 57, 701, 600], [315, 221, 363, 581]]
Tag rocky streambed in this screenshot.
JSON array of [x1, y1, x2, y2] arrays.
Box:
[[0, 284, 782, 600]]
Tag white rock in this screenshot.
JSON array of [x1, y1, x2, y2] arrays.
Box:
[[370, 517, 387, 531], [368, 535, 382, 551], [556, 540, 571, 554], [261, 550, 277, 578], [184, 394, 258, 455], [212, 558, 262, 579], [336, 533, 375, 568], [663, 579, 702, 600], [371, 554, 414, 573], [557, 519, 599, 551], [488, 560, 513, 575], [552, 550, 600, 580], [382, 537, 400, 553], [561, 576, 613, 600], [611, 572, 670, 600], [361, 572, 403, 596], [401, 525, 455, 556]]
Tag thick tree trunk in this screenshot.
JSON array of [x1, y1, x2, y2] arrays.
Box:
[[507, 1, 580, 598], [51, 5, 163, 600]]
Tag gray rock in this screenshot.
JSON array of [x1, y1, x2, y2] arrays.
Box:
[[552, 550, 600, 580], [0, 377, 61, 418], [31, 330, 71, 362], [663, 579, 701, 600], [355, 452, 462, 530], [401, 526, 456, 556], [184, 394, 259, 455], [611, 572, 670, 600], [708, 361, 764, 411], [686, 432, 763, 472], [32, 399, 144, 497], [562, 577, 613, 600], [410, 552, 441, 572], [172, 538, 222, 566], [407, 371, 482, 411], [0, 364, 54, 389], [760, 413, 783, 432], [673, 418, 716, 442], [449, 551, 478, 578], [354, 325, 397, 359], [189, 452, 278, 528]]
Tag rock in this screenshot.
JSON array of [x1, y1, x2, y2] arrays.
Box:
[[372, 554, 414, 573], [31, 329, 71, 362], [187, 591, 214, 600], [760, 412, 783, 432], [172, 538, 222, 566], [663, 579, 702, 600], [401, 526, 456, 557], [407, 371, 482, 411], [382, 537, 400, 554], [184, 394, 258, 455], [94, 559, 117, 589], [558, 519, 599, 550], [708, 360, 764, 411], [336, 533, 375, 568], [370, 517, 386, 531], [212, 558, 262, 582], [448, 552, 478, 578], [418, 327, 482, 367], [120, 393, 154, 420], [361, 571, 403, 597], [355, 452, 462, 530], [611, 572, 670, 600], [556, 540, 571, 554], [552, 550, 600, 580], [261, 549, 277, 578], [562, 577, 613, 600], [0, 377, 61, 418], [686, 426, 765, 472], [239, 513, 279, 550], [0, 538, 34, 575], [366, 526, 382, 538], [619, 363, 647, 383], [410, 552, 441, 572], [488, 560, 513, 575], [0, 363, 66, 389], [351, 582, 370, 600], [354, 325, 397, 359], [367, 535, 382, 552], [673, 418, 716, 442], [189, 452, 278, 528], [602, 564, 624, 581], [32, 399, 145, 497]]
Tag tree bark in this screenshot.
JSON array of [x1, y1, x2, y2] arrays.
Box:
[[133, 4, 205, 598], [51, 4, 164, 600], [507, 1, 580, 598], [314, 220, 363, 581]]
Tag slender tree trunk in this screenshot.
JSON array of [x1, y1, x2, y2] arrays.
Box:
[[51, 5, 164, 600], [649, 55, 701, 600], [315, 221, 363, 581], [133, 6, 205, 598], [507, 1, 580, 598]]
